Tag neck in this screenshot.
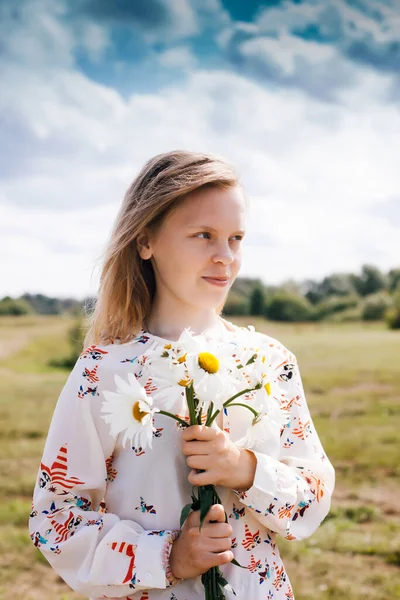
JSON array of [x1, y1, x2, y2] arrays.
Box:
[[144, 302, 221, 341]]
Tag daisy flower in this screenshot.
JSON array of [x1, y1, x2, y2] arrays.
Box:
[[180, 331, 240, 413], [101, 372, 159, 449], [230, 345, 290, 448], [145, 328, 240, 415], [235, 395, 283, 449]]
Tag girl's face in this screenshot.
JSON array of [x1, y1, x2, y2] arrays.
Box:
[[141, 185, 247, 312]]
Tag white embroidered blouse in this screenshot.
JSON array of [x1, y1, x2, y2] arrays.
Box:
[[29, 317, 335, 600]]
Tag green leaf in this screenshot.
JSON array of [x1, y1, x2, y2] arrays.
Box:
[[199, 486, 214, 530], [231, 557, 246, 568], [217, 574, 229, 586], [180, 503, 192, 528], [246, 353, 258, 365]]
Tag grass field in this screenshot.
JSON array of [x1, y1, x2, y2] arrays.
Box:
[[0, 315, 399, 599]]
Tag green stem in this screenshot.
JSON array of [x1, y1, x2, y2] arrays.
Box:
[[205, 401, 215, 427], [197, 404, 203, 426], [157, 410, 189, 428], [186, 384, 197, 426], [223, 386, 257, 407], [225, 402, 259, 419]]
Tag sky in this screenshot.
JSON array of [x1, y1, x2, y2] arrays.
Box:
[[1, 0, 399, 300]]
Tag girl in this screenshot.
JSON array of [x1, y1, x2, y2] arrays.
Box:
[[29, 150, 335, 600]]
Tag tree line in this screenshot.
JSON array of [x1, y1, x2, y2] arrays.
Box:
[[1, 264, 400, 329], [223, 264, 400, 329]]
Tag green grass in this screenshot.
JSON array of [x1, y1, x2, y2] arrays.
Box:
[[0, 314, 399, 599]]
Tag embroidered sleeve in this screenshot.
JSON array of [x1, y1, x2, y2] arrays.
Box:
[[232, 337, 335, 541], [29, 348, 180, 596]]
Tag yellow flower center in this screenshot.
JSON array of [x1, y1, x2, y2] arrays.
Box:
[[178, 377, 191, 387], [198, 352, 219, 374], [132, 401, 149, 423], [164, 343, 172, 350], [264, 381, 271, 395], [177, 353, 187, 364]]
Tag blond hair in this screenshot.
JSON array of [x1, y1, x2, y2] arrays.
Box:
[[83, 150, 241, 347]]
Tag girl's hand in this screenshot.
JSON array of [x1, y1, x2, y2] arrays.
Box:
[[169, 504, 234, 580], [181, 425, 256, 490]]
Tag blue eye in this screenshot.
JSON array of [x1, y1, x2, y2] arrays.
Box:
[[197, 232, 211, 239]]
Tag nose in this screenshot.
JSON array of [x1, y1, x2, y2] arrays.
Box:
[[211, 241, 234, 265]]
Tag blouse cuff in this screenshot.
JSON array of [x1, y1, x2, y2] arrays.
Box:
[[135, 529, 181, 589], [161, 530, 183, 587], [232, 450, 299, 509]]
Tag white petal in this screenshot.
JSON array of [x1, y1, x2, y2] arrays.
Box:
[[114, 373, 137, 397]]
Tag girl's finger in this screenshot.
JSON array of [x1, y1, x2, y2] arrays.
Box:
[[188, 469, 214, 486], [181, 440, 211, 456], [186, 455, 209, 470], [182, 425, 216, 442]]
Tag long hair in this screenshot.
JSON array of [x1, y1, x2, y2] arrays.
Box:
[[83, 150, 241, 347]]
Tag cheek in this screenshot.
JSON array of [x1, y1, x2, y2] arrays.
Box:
[[232, 250, 242, 275]]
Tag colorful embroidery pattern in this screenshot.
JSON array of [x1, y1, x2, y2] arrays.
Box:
[[39, 445, 85, 495], [108, 541, 137, 584], [82, 364, 100, 383], [135, 497, 156, 514], [105, 454, 117, 482], [79, 345, 109, 360], [229, 503, 246, 519], [77, 384, 99, 399], [242, 524, 262, 550], [49, 511, 82, 543]]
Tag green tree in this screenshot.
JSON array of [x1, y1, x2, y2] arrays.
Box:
[[249, 286, 265, 316], [350, 264, 387, 297], [385, 283, 400, 330], [321, 273, 357, 297], [388, 268, 400, 292]]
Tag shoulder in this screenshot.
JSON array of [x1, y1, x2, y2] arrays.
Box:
[[77, 330, 150, 366]]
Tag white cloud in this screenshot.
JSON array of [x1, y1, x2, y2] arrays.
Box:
[[239, 32, 337, 76], [1, 0, 399, 298], [158, 46, 197, 69], [2, 63, 400, 297]]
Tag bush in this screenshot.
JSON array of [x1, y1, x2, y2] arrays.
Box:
[[222, 298, 249, 316], [315, 294, 359, 320], [265, 291, 315, 322], [361, 291, 393, 321], [0, 297, 35, 315], [386, 308, 400, 329], [385, 287, 400, 330], [326, 305, 363, 323]]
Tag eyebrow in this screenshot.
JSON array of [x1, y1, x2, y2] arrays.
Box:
[[187, 225, 246, 235]]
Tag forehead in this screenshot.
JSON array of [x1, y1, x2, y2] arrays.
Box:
[[168, 185, 247, 227]]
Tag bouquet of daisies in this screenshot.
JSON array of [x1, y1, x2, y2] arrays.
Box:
[[101, 328, 286, 599]]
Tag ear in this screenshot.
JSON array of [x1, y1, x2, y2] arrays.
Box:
[[136, 229, 152, 260]]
